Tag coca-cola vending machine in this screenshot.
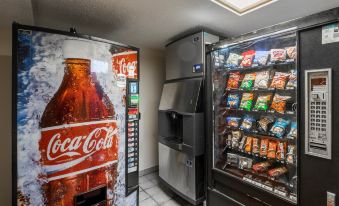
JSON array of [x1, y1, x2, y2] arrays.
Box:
[[12, 23, 140, 206]]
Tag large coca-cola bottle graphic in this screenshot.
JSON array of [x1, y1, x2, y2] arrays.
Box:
[[39, 40, 118, 206]]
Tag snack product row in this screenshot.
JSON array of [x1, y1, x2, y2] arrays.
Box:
[[226, 46, 296, 68], [226, 92, 295, 114], [225, 131, 296, 164], [226, 70, 296, 90], [227, 153, 291, 178], [225, 116, 297, 139]]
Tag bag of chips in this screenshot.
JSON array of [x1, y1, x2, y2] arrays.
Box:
[[286, 145, 296, 164], [239, 136, 247, 150], [240, 73, 256, 90], [268, 167, 288, 177], [276, 142, 286, 161], [252, 138, 260, 155], [238, 157, 253, 170], [254, 70, 271, 89], [285, 46, 297, 60], [231, 131, 242, 148], [270, 49, 286, 62], [226, 117, 241, 128], [244, 136, 253, 153], [253, 51, 269, 66], [288, 122, 297, 139], [253, 94, 272, 111], [267, 141, 277, 159], [270, 72, 289, 89], [240, 50, 256, 67], [226, 53, 241, 67], [252, 161, 271, 172], [257, 115, 274, 133], [226, 94, 240, 109], [270, 94, 292, 114], [286, 70, 297, 89], [226, 72, 241, 89], [240, 115, 255, 131], [260, 138, 269, 157], [239, 93, 254, 111], [270, 118, 290, 138]]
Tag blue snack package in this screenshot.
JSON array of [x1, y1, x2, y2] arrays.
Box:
[[253, 51, 269, 66], [226, 117, 242, 128], [226, 94, 240, 109], [240, 115, 255, 131], [288, 122, 297, 139], [270, 118, 291, 138]]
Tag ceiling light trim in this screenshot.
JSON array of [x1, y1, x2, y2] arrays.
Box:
[[211, 0, 278, 16]]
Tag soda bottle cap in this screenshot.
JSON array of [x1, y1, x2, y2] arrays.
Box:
[[63, 39, 93, 60]]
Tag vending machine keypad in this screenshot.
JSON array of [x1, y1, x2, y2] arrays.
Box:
[[305, 69, 332, 159]]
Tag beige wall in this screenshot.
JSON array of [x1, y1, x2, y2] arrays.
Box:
[[139, 49, 165, 171], [0, 26, 164, 204]]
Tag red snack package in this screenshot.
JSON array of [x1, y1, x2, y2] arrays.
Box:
[[268, 167, 288, 177], [267, 141, 277, 159], [252, 138, 260, 155], [270, 49, 286, 62], [227, 72, 241, 89], [270, 72, 289, 89], [240, 50, 256, 67], [252, 161, 272, 173], [276, 142, 286, 161]]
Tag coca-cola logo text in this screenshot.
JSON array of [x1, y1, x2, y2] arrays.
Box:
[[117, 57, 137, 74], [47, 126, 118, 161]]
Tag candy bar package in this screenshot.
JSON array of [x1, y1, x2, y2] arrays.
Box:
[[285, 46, 297, 60], [238, 156, 253, 170], [252, 138, 260, 155], [270, 49, 286, 62], [287, 122, 297, 139], [270, 94, 292, 114], [254, 70, 271, 89], [252, 161, 272, 173], [226, 117, 242, 128], [267, 141, 277, 159], [227, 153, 239, 166], [226, 53, 241, 67], [226, 94, 240, 109], [260, 138, 269, 157], [239, 93, 254, 111], [253, 51, 269, 66], [276, 142, 286, 161], [270, 118, 291, 138], [231, 131, 242, 148], [257, 115, 274, 133], [253, 94, 272, 111], [286, 70, 297, 89], [244, 136, 253, 153], [268, 167, 288, 177], [226, 134, 232, 147], [286, 145, 296, 164], [240, 115, 256, 131], [240, 50, 256, 67], [240, 73, 256, 90], [239, 136, 247, 150], [270, 72, 289, 89], [227, 72, 241, 89]]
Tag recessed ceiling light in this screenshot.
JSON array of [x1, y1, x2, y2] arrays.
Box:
[[211, 0, 278, 16]]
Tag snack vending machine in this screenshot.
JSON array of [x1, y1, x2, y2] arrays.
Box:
[[13, 23, 140, 206], [205, 8, 339, 206]]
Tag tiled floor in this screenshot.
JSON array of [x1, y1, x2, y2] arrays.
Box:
[[139, 171, 195, 206]]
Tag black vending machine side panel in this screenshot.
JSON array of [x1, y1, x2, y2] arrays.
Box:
[[299, 22, 339, 206]]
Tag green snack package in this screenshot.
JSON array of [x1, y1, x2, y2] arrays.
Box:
[[239, 93, 254, 111], [240, 73, 256, 90], [254, 94, 272, 111]]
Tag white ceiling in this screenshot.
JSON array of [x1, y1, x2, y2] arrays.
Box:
[[2, 0, 339, 50]]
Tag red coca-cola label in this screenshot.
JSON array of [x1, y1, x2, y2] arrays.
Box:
[[39, 120, 118, 181], [112, 51, 138, 79]]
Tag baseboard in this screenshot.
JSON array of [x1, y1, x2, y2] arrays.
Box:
[[139, 166, 158, 177]]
